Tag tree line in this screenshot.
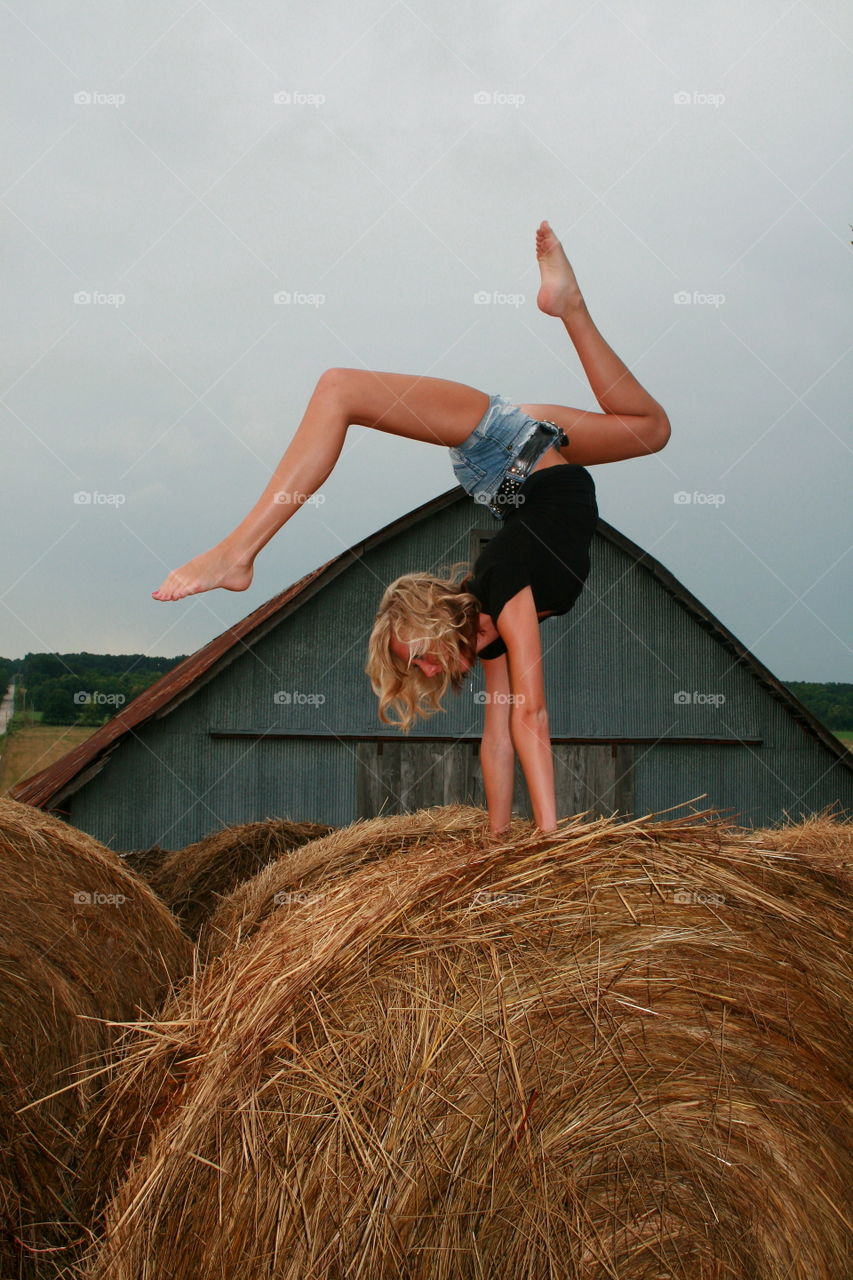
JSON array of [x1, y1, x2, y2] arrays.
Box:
[[784, 682, 853, 732], [0, 652, 186, 726]]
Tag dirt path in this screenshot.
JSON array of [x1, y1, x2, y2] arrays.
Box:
[[0, 680, 15, 735]]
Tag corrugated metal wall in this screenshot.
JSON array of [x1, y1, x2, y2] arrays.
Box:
[[67, 497, 852, 849]]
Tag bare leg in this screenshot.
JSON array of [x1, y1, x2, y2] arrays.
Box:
[[520, 220, 670, 466], [152, 371, 489, 601]]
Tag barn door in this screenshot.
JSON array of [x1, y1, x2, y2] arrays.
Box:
[[355, 740, 483, 818], [355, 740, 633, 820], [552, 744, 634, 818]]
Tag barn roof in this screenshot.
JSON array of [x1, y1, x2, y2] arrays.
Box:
[[11, 486, 850, 811]]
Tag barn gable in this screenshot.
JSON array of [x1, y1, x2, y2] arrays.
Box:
[[12, 487, 850, 849]]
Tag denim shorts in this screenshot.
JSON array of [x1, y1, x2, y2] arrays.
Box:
[[449, 394, 565, 520]]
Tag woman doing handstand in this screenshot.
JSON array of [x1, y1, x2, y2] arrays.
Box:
[[153, 221, 671, 837]]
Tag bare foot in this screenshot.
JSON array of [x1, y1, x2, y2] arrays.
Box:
[[535, 219, 585, 318], [152, 545, 253, 601]]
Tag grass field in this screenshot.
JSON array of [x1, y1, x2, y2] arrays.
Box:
[[0, 724, 99, 796]]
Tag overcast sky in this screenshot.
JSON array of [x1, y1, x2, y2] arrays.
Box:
[[1, 0, 851, 681]]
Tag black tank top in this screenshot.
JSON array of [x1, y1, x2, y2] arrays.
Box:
[[462, 464, 598, 660]]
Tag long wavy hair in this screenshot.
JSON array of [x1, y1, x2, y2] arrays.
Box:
[[365, 564, 480, 733]]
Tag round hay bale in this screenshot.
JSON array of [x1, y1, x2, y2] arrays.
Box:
[[199, 803, 514, 961], [148, 817, 334, 940], [87, 806, 526, 1196], [745, 809, 853, 890], [0, 797, 192, 1280], [82, 810, 852, 1280]]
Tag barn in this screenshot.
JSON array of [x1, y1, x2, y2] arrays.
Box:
[[12, 484, 851, 850]]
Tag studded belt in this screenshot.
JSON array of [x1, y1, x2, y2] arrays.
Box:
[[487, 420, 569, 520]]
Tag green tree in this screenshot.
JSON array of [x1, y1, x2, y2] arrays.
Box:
[[41, 688, 79, 726]]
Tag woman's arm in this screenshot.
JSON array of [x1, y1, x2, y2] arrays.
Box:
[[480, 653, 515, 836], [496, 588, 558, 833]]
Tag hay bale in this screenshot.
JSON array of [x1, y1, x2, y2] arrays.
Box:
[[745, 809, 853, 890], [120, 843, 174, 883], [82, 809, 852, 1280], [199, 803, 514, 961], [85, 806, 524, 1197], [148, 817, 334, 940], [0, 797, 192, 1279]]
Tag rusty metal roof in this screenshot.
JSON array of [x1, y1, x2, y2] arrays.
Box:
[[11, 486, 850, 810]]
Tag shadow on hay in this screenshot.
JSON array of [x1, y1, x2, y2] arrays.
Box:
[[136, 817, 335, 941], [0, 797, 191, 1280], [79, 806, 853, 1280]]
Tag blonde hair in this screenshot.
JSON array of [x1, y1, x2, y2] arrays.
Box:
[[365, 565, 480, 733]]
